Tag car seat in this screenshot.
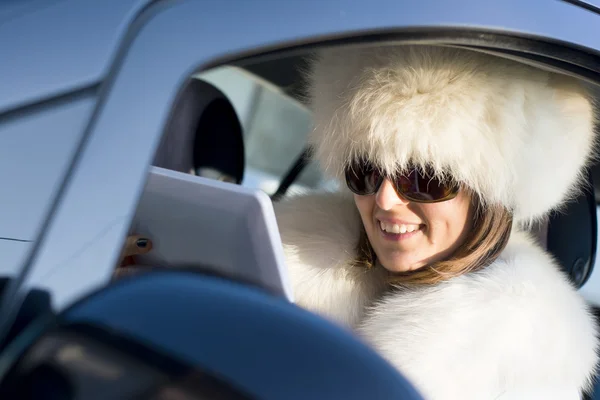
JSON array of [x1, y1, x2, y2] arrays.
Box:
[[534, 170, 598, 399], [152, 78, 245, 184], [531, 170, 597, 289]]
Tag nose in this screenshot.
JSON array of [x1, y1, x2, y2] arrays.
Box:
[[375, 178, 410, 210]]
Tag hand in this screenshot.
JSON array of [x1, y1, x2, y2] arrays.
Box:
[[120, 235, 152, 264], [113, 235, 153, 279]]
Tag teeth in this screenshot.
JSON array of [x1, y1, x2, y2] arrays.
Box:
[[379, 221, 420, 234]]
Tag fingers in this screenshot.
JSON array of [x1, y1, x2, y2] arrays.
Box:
[[114, 236, 154, 280], [113, 265, 151, 280], [122, 235, 153, 257]]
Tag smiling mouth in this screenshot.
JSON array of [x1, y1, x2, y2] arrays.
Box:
[[377, 220, 424, 239]]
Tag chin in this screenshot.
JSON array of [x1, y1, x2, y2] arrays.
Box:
[[378, 256, 425, 273]]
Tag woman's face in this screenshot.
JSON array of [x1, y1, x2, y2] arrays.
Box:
[[354, 178, 474, 273]]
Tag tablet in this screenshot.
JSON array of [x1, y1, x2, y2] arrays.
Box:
[[129, 166, 293, 302]]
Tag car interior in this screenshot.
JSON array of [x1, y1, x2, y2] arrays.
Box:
[[151, 42, 600, 397], [159, 48, 600, 291], [1, 35, 600, 399]]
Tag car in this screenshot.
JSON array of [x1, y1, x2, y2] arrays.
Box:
[[0, 0, 599, 398]]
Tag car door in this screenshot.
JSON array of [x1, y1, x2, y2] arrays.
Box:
[[0, 0, 153, 294], [5, 0, 599, 332]]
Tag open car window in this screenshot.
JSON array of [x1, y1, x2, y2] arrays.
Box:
[[196, 66, 337, 195]]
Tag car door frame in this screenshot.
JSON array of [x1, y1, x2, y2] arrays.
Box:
[[18, 0, 600, 310]]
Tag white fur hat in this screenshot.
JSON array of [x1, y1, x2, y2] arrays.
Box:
[[306, 45, 597, 224]]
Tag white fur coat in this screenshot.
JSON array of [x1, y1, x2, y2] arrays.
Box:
[[274, 192, 599, 400]]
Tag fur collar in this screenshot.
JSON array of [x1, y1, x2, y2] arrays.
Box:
[[274, 193, 599, 399]]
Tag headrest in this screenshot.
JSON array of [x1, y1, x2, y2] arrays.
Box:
[[544, 170, 597, 288], [153, 79, 245, 184]]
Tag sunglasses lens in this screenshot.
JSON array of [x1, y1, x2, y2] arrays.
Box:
[[395, 168, 458, 202], [345, 162, 381, 195], [346, 162, 458, 202]]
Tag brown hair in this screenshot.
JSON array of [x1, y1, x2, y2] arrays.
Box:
[[354, 196, 513, 286]]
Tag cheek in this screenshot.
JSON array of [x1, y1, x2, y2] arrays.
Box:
[[354, 195, 376, 230], [423, 196, 473, 241]]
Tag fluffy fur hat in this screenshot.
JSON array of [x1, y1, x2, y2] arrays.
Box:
[[306, 45, 597, 224]]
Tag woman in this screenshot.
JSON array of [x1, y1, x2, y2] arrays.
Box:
[[273, 45, 599, 399]]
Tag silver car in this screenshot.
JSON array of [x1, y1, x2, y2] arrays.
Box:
[[0, 0, 599, 398]]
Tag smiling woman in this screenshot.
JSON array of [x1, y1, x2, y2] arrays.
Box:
[[346, 157, 513, 282], [273, 44, 599, 399]]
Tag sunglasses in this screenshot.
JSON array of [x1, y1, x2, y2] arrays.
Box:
[[344, 161, 459, 203]]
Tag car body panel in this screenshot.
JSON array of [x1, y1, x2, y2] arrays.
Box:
[[0, 0, 152, 114], [0, 240, 30, 278], [0, 94, 96, 243]]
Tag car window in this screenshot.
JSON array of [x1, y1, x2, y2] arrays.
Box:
[[195, 66, 337, 195]]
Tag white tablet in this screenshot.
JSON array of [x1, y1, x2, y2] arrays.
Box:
[[129, 166, 293, 302]]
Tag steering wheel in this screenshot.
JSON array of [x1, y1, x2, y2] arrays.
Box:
[[0, 269, 424, 399]]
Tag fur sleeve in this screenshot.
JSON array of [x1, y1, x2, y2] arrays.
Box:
[[273, 193, 387, 328], [495, 387, 581, 399]]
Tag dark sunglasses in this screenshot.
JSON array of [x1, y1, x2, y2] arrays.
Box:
[[344, 161, 459, 203]]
